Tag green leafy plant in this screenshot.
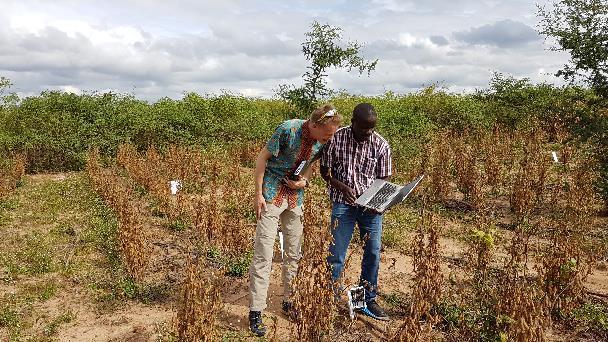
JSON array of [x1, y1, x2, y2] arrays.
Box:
[[538, 0, 608, 98], [277, 21, 377, 115]]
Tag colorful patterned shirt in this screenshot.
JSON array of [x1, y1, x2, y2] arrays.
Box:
[[263, 119, 323, 208], [321, 126, 392, 204]]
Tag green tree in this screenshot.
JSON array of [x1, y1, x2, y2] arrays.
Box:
[[538, 0, 608, 98], [538, 0, 608, 210], [0, 77, 10, 96], [277, 21, 377, 116], [0, 77, 19, 108]]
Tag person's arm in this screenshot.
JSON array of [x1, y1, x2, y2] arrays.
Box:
[[376, 144, 393, 182], [254, 147, 272, 219], [283, 177, 306, 190], [320, 165, 357, 204], [320, 140, 357, 204], [299, 164, 314, 187], [282, 158, 309, 190]]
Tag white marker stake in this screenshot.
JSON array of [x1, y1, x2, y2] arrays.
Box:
[[278, 231, 284, 258], [170, 180, 181, 195], [552, 151, 559, 163]]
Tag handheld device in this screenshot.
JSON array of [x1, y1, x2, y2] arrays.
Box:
[[347, 286, 366, 320]]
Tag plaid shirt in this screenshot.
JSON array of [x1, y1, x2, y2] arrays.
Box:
[[321, 126, 392, 204]]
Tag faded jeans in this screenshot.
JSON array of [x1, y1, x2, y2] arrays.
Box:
[[327, 201, 383, 302]]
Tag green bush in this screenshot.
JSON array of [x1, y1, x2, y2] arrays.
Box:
[[0, 90, 288, 172], [1, 77, 606, 205]]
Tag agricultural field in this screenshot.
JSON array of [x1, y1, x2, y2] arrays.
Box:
[[1, 83, 608, 341], [1, 118, 607, 341]]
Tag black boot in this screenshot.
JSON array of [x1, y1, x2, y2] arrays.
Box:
[[281, 300, 292, 314], [249, 311, 266, 337]]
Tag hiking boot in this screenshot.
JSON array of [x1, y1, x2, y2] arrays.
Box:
[[358, 299, 389, 321], [281, 300, 292, 314], [282, 300, 299, 320], [249, 311, 266, 337]]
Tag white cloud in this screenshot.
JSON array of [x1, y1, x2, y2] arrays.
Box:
[[371, 0, 415, 12], [453, 19, 540, 47], [59, 85, 81, 94], [397, 33, 434, 48], [0, 0, 569, 100]]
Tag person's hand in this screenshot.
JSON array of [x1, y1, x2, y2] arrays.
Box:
[[282, 178, 306, 190], [336, 182, 357, 204], [254, 193, 267, 220]]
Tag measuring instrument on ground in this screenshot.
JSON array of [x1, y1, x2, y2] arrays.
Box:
[[347, 286, 366, 320]]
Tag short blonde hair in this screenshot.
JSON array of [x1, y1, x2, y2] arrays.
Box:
[[310, 104, 343, 125]]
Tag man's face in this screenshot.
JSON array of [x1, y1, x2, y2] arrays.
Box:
[[351, 115, 376, 142], [311, 121, 339, 143], [317, 122, 339, 143]]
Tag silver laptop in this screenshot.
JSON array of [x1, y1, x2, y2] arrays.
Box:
[[355, 175, 424, 213]]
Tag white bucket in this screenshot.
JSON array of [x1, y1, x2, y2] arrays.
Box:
[[170, 180, 182, 195]]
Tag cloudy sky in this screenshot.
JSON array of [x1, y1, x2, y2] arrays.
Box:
[[0, 0, 569, 101]]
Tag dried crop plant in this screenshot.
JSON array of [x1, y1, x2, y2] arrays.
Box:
[[184, 154, 236, 253], [200, 159, 222, 246], [509, 129, 550, 222], [465, 214, 496, 295], [495, 224, 549, 342], [119, 143, 254, 255], [482, 126, 505, 192], [176, 254, 223, 341], [144, 145, 174, 215], [453, 132, 485, 209], [166, 144, 204, 185], [510, 164, 536, 221], [231, 141, 261, 167], [219, 156, 253, 255], [87, 147, 148, 281], [162, 145, 205, 221], [537, 148, 602, 315], [526, 131, 551, 206], [118, 144, 171, 215], [426, 131, 452, 202], [290, 185, 336, 341], [0, 153, 26, 198], [117, 202, 148, 281], [392, 201, 443, 341], [117, 143, 150, 188], [118, 143, 201, 221]]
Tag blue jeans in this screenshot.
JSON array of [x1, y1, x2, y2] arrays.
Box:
[[327, 201, 383, 302]]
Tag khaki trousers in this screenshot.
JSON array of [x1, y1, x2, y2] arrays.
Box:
[[249, 201, 303, 312]]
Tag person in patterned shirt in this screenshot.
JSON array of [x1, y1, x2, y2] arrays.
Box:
[[248, 104, 342, 337], [321, 102, 393, 321]]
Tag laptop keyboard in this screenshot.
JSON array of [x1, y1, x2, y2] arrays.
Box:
[[366, 183, 398, 210]]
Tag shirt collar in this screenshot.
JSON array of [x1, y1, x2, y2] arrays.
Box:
[[302, 120, 315, 143], [348, 126, 372, 144]]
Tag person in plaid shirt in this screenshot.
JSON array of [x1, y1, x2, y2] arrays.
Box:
[[321, 102, 392, 321]]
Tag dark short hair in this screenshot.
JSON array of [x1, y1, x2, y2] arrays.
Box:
[[353, 103, 377, 121]]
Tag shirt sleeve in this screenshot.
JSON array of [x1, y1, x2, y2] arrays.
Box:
[[320, 139, 333, 167], [376, 144, 392, 178], [266, 122, 287, 157]]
